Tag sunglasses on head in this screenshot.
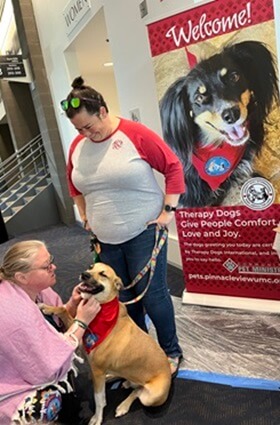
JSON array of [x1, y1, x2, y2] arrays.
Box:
[[60, 95, 101, 111]]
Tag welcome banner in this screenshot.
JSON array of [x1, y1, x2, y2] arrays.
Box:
[[148, 0, 280, 300]]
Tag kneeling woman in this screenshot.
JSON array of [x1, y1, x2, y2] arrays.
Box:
[[0, 240, 100, 424]]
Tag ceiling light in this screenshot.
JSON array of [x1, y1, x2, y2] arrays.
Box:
[[103, 62, 113, 67]]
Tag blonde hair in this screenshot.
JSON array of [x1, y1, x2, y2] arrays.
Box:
[[0, 240, 47, 281]]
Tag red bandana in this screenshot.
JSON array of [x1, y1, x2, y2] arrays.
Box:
[[192, 142, 247, 190], [83, 297, 119, 354]]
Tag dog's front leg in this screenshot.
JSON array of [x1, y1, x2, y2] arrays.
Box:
[[39, 304, 73, 329], [88, 369, 106, 425]]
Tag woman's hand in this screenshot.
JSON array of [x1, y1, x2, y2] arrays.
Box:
[[64, 296, 100, 347], [75, 296, 101, 326], [83, 219, 92, 232], [147, 194, 180, 228], [147, 210, 175, 228], [65, 284, 83, 317]]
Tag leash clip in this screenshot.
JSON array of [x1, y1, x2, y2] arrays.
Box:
[[90, 232, 101, 264]]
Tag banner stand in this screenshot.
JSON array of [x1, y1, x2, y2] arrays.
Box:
[[182, 291, 280, 313], [148, 0, 280, 312]]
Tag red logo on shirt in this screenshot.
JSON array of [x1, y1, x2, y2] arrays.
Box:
[[112, 140, 123, 150]]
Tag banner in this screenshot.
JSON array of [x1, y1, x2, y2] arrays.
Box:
[[147, 0, 280, 300]]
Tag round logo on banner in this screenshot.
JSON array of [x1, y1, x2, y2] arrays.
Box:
[[241, 177, 275, 210], [205, 156, 231, 176]]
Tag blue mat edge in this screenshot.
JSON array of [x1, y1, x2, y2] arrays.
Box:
[[177, 369, 280, 391]]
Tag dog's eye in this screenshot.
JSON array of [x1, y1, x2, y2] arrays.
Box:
[[99, 271, 108, 278], [194, 93, 209, 105], [229, 72, 240, 83]]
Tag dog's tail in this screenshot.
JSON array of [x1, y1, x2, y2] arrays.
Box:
[[160, 76, 194, 171]]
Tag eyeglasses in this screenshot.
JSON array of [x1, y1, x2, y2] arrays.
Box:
[[31, 255, 55, 273], [60, 96, 101, 111]]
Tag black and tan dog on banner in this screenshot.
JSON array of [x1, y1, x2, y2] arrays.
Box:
[[160, 41, 279, 207]]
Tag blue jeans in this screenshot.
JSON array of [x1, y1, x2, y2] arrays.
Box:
[[99, 224, 182, 358]]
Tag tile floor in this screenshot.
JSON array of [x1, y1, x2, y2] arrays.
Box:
[[170, 296, 280, 381]]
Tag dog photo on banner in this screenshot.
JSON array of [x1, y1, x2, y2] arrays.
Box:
[[147, 0, 280, 301]]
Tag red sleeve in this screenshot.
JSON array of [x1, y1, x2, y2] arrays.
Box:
[[121, 119, 185, 194], [66, 135, 84, 197]]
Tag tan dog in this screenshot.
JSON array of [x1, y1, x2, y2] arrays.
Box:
[[42, 262, 171, 425]]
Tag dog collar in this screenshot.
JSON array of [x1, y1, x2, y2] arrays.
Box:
[[192, 142, 247, 190], [83, 297, 119, 353]]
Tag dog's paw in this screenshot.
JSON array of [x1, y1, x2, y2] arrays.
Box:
[[88, 414, 102, 425], [115, 402, 130, 417], [38, 303, 54, 315]]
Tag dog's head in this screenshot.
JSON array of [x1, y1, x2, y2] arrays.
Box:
[[160, 41, 279, 165], [78, 262, 123, 304], [185, 52, 252, 147]]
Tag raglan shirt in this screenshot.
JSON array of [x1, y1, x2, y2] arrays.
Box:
[[67, 118, 185, 244], [0, 281, 75, 425]]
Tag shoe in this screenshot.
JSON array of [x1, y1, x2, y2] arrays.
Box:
[[168, 355, 183, 379]]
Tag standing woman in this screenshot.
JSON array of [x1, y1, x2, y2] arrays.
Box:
[[63, 76, 185, 376]]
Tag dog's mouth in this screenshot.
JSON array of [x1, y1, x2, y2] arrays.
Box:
[[79, 274, 105, 295], [207, 121, 249, 145]]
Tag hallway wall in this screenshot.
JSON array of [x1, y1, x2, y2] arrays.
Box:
[[0, 81, 40, 149], [0, 123, 13, 161]]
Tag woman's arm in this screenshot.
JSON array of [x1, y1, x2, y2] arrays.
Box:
[[64, 296, 100, 346], [73, 194, 91, 230], [73, 194, 87, 224], [1, 297, 100, 386], [147, 193, 181, 227]]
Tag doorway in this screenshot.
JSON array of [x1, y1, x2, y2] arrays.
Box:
[[64, 7, 120, 116]]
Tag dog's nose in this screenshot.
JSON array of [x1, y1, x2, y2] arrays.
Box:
[[81, 271, 91, 280], [222, 106, 240, 124]]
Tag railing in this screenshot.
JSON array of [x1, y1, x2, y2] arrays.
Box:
[[0, 135, 49, 197]]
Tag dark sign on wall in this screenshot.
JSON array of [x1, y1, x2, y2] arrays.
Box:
[[0, 55, 26, 78]]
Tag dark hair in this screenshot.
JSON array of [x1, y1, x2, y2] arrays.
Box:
[[64, 76, 109, 118]]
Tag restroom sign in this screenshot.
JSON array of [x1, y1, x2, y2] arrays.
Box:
[[63, 0, 91, 36]]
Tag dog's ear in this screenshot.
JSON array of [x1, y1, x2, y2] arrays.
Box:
[[114, 276, 124, 291], [224, 41, 279, 118], [160, 76, 195, 169]]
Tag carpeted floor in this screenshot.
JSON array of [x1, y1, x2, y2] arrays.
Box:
[[102, 377, 280, 425], [1, 223, 280, 425]]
